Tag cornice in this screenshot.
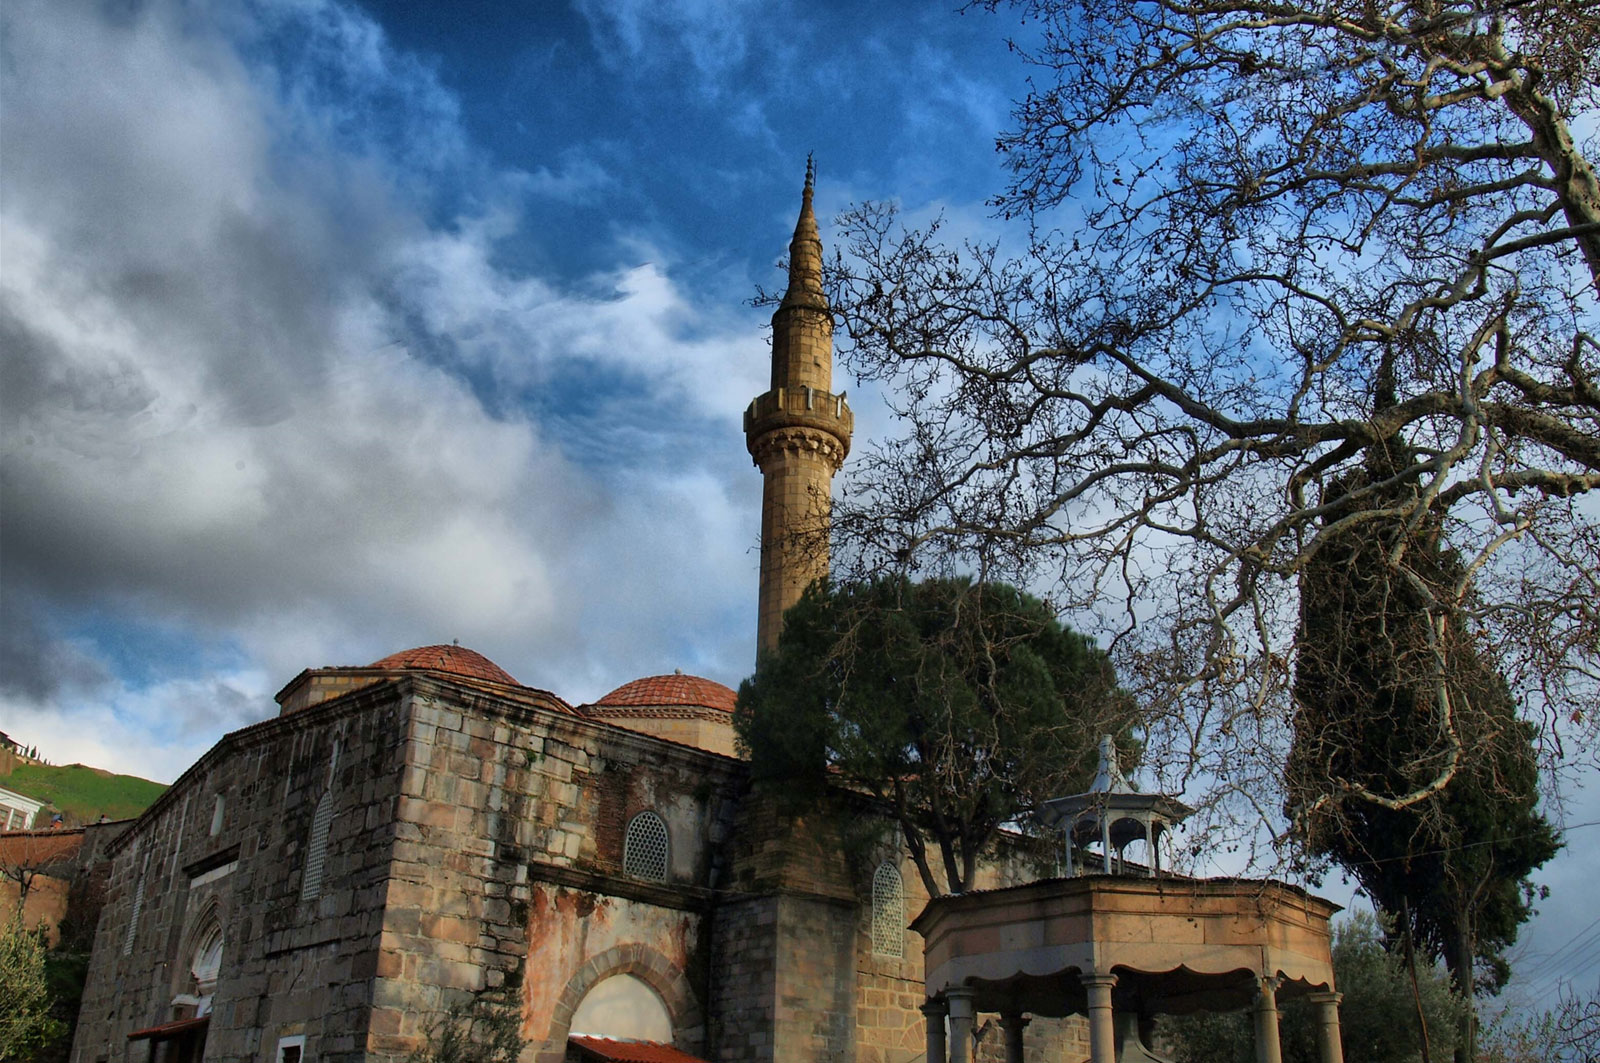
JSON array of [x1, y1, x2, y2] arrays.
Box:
[[746, 424, 850, 471]]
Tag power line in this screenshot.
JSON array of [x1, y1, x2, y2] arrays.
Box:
[[1538, 917, 1600, 972], [1348, 818, 1600, 867]]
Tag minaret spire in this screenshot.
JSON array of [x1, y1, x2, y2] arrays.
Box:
[[744, 161, 854, 660], [781, 153, 825, 314]]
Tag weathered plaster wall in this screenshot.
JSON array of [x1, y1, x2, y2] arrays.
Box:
[[363, 680, 742, 1063]]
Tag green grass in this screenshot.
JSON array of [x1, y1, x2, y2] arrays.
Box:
[[3, 762, 166, 825]]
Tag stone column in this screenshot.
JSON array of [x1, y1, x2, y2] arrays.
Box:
[[1307, 991, 1345, 1063], [1000, 1012, 1029, 1063], [1081, 972, 1118, 1063], [1253, 976, 1285, 1063], [921, 999, 949, 1063], [947, 988, 977, 1063]]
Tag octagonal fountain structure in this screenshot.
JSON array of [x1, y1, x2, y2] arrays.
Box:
[[911, 739, 1347, 1063]]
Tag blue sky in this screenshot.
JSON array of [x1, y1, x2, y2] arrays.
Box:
[[2, 0, 1594, 1001]]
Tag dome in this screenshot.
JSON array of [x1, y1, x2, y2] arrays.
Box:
[[368, 645, 518, 686], [594, 673, 736, 713]]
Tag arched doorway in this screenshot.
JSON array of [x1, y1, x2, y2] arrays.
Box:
[[569, 973, 673, 1041]]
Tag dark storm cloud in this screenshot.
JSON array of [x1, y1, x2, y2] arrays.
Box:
[[0, 592, 113, 705]]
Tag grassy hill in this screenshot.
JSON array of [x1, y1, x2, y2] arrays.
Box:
[[2, 762, 166, 825]]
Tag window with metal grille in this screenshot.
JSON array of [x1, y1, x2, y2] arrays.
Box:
[[872, 862, 905, 958], [300, 791, 333, 903], [623, 810, 669, 882]]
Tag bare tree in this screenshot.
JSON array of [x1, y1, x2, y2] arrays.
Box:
[[0, 835, 77, 911], [825, 0, 1599, 858], [1481, 981, 1600, 1063]]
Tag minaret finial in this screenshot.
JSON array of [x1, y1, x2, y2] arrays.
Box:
[[804, 153, 815, 198]]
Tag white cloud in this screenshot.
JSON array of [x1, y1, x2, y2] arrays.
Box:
[[0, 0, 772, 777]]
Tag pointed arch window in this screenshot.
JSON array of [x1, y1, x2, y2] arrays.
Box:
[[872, 861, 905, 958], [623, 810, 669, 882], [300, 791, 334, 903], [190, 918, 224, 1015]]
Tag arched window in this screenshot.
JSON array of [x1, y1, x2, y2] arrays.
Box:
[[872, 861, 905, 958], [190, 919, 223, 1015], [623, 811, 669, 882], [300, 791, 333, 903]]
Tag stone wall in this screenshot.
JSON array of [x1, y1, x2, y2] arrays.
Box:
[[362, 678, 744, 1062], [718, 790, 1093, 1063], [71, 666, 1093, 1063], [707, 895, 779, 1061], [72, 683, 410, 1063]]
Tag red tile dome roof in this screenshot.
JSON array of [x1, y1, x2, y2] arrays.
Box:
[[594, 673, 736, 713], [368, 645, 518, 686]]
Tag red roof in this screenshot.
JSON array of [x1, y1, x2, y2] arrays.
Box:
[[593, 673, 736, 713], [368, 645, 518, 686], [568, 1037, 709, 1063], [128, 1015, 209, 1041]]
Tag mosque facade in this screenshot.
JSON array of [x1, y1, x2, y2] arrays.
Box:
[[68, 174, 1096, 1063]]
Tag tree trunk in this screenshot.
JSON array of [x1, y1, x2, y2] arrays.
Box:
[[1401, 896, 1434, 1063], [1451, 924, 1477, 1063]]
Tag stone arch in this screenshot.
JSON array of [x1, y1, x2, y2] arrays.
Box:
[[170, 894, 227, 1014], [540, 943, 703, 1061]]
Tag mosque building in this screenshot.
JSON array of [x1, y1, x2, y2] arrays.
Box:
[[67, 168, 1059, 1063], [65, 168, 1343, 1063]]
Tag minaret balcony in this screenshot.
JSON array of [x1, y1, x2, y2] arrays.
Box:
[[743, 386, 854, 453]]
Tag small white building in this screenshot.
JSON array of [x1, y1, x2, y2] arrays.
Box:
[[0, 785, 45, 831]]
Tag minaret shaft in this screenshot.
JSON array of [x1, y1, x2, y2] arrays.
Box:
[[745, 162, 852, 660]]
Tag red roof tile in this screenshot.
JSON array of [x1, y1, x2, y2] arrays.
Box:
[[568, 1037, 709, 1063], [592, 673, 736, 713], [368, 645, 518, 686]]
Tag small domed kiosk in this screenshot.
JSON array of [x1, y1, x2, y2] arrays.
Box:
[[911, 738, 1346, 1063]]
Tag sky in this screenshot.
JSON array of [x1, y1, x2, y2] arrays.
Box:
[[1, 0, 1594, 1003]]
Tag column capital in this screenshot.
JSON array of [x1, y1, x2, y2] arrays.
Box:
[[945, 986, 977, 1020], [1080, 971, 1120, 990], [1306, 991, 1343, 1007], [921, 999, 950, 1019], [1000, 1010, 1030, 1063]]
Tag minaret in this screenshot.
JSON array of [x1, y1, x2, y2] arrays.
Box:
[[745, 159, 853, 659]]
